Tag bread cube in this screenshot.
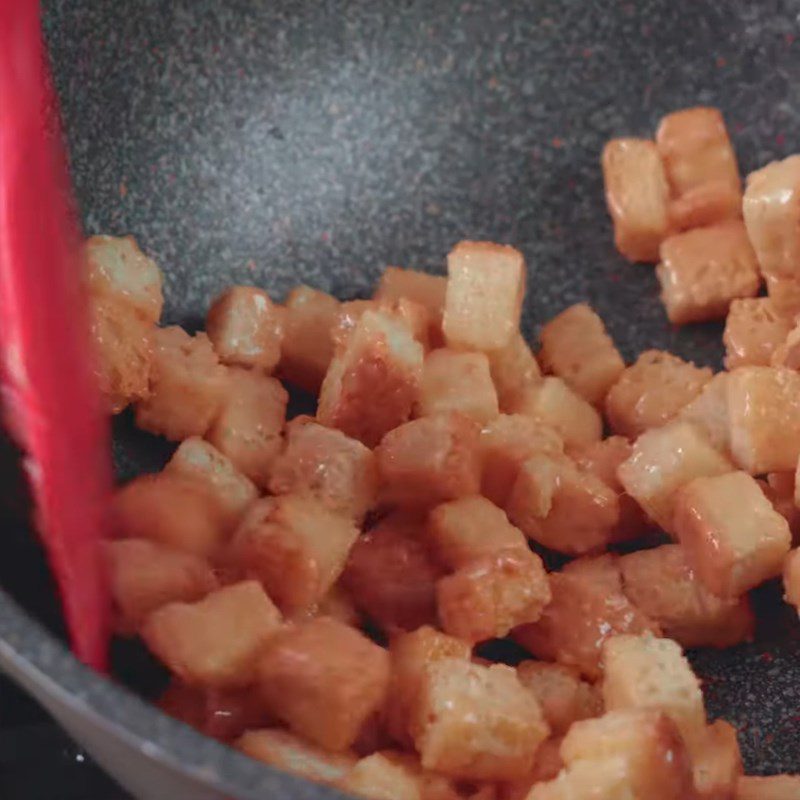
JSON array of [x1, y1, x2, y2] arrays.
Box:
[[605, 350, 712, 438], [620, 544, 754, 648], [784, 548, 800, 612], [771, 322, 800, 370], [727, 367, 800, 474], [538, 304, 625, 405], [142, 580, 282, 688], [668, 179, 743, 231], [443, 241, 526, 352], [488, 332, 543, 412], [602, 138, 671, 262], [516, 661, 601, 734], [657, 222, 760, 325], [692, 720, 743, 800], [84, 234, 164, 323], [410, 658, 549, 781], [135, 326, 228, 441], [618, 421, 733, 532], [268, 416, 377, 522], [256, 617, 390, 751], [330, 299, 379, 348], [506, 453, 620, 555], [418, 349, 499, 424], [527, 756, 643, 800], [237, 728, 357, 785], [374, 266, 447, 341], [376, 412, 481, 507], [737, 775, 800, 800], [437, 547, 551, 643], [510, 377, 602, 448], [341, 753, 422, 800], [743, 155, 800, 279], [231, 494, 359, 614], [766, 273, 800, 316], [318, 309, 424, 447], [723, 298, 792, 369], [513, 555, 659, 680], [313, 584, 361, 628], [386, 297, 432, 350], [106, 539, 217, 634], [480, 415, 563, 507], [674, 471, 791, 597], [677, 371, 731, 457], [763, 472, 800, 543], [278, 284, 340, 392]]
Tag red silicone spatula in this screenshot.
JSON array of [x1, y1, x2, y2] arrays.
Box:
[[0, 0, 111, 670]]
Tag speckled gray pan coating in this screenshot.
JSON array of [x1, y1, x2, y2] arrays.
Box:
[[3, 0, 799, 793]]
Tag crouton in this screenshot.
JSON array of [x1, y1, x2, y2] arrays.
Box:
[[601, 138, 672, 262], [723, 298, 792, 369], [538, 304, 625, 405], [374, 266, 447, 341], [657, 222, 760, 325], [771, 322, 800, 369], [677, 372, 731, 457], [256, 617, 390, 751], [527, 756, 642, 800], [766, 274, 800, 316], [693, 720, 743, 800], [331, 299, 379, 348], [668, 180, 743, 231], [410, 658, 549, 781], [141, 580, 282, 688], [605, 350, 712, 438], [784, 548, 800, 612], [313, 585, 361, 628], [488, 332, 543, 412], [340, 753, 422, 800], [443, 241, 526, 352], [736, 775, 800, 800], [763, 472, 800, 543]]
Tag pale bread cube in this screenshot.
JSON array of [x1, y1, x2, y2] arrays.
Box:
[[340, 753, 422, 800], [619, 544, 754, 648], [135, 326, 227, 441], [538, 304, 624, 405], [506, 453, 620, 555], [516, 661, 601, 734], [318, 309, 424, 447], [510, 377, 602, 448], [418, 349, 499, 424], [376, 412, 481, 507], [269, 416, 377, 522], [410, 658, 549, 781], [488, 332, 543, 412], [527, 756, 643, 800], [674, 471, 790, 597], [742, 155, 800, 279], [206, 286, 283, 372], [373, 266, 447, 342], [278, 284, 340, 392], [723, 298, 792, 369], [105, 539, 217, 634], [385, 297, 432, 350], [331, 299, 379, 348], [480, 415, 564, 507], [605, 350, 712, 438], [766, 273, 800, 316], [617, 421, 733, 532], [601, 138, 671, 262], [333, 297, 432, 351], [668, 179, 743, 231], [513, 555, 659, 680], [437, 547, 551, 643], [737, 775, 800, 800], [727, 366, 800, 473], [256, 617, 390, 751], [231, 494, 360, 614], [692, 720, 743, 800], [657, 222, 760, 325], [443, 241, 526, 352], [677, 372, 731, 457], [784, 548, 800, 612], [141, 580, 282, 688], [771, 322, 800, 369], [84, 234, 164, 323]]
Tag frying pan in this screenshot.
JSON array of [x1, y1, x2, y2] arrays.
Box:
[[1, 0, 799, 797]]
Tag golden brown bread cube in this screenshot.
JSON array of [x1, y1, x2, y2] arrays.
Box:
[[340, 753, 423, 800], [84, 234, 164, 323], [373, 266, 447, 343], [726, 366, 800, 474], [437, 547, 551, 643], [278, 284, 340, 392], [333, 298, 432, 352], [376, 412, 482, 507], [509, 377, 602, 449], [409, 658, 549, 781], [668, 180, 743, 231], [318, 309, 424, 447], [205, 286, 283, 372], [605, 350, 712, 438], [770, 322, 800, 369], [515, 661, 601, 735], [256, 617, 390, 751], [601, 138, 672, 262], [618, 421, 733, 532], [692, 720, 743, 800], [766, 273, 800, 316], [538, 303, 625, 406], [268, 416, 378, 522], [418, 349, 499, 424], [330, 299, 378, 348], [657, 222, 760, 325], [135, 326, 228, 441], [619, 544, 755, 648], [736, 775, 800, 800], [141, 580, 282, 688], [442, 241, 526, 352], [231, 494, 360, 614], [784, 548, 800, 612], [513, 555, 659, 680], [677, 371, 732, 457], [105, 539, 217, 635], [487, 332, 543, 412], [506, 453, 620, 555], [674, 471, 791, 597], [723, 298, 792, 369], [763, 472, 800, 544], [312, 584, 361, 628], [527, 756, 644, 800]]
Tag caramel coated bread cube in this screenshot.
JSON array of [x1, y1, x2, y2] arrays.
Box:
[[527, 756, 646, 800], [374, 266, 447, 340], [257, 617, 390, 751], [668, 179, 742, 231], [771, 322, 800, 369], [784, 548, 800, 612], [677, 371, 731, 457], [723, 298, 792, 369], [341, 753, 423, 800], [488, 332, 543, 412], [737, 775, 800, 800], [693, 720, 743, 800], [766, 273, 800, 316]]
